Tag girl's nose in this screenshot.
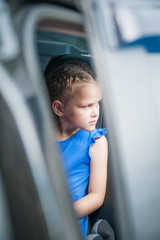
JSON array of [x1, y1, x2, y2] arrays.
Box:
[[91, 104, 99, 116]]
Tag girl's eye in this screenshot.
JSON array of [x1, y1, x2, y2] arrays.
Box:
[[82, 102, 99, 109], [83, 105, 89, 109]]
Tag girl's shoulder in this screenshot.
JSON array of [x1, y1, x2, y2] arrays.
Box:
[[74, 128, 107, 147], [91, 128, 107, 138], [90, 128, 107, 145]]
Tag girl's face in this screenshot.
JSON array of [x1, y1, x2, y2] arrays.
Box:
[[62, 82, 102, 131]]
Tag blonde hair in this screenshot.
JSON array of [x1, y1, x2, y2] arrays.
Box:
[[45, 61, 96, 104]]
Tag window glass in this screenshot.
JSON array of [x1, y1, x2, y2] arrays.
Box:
[[36, 30, 90, 72], [36, 30, 89, 51]]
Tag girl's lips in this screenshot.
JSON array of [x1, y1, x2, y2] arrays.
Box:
[[89, 120, 97, 125]]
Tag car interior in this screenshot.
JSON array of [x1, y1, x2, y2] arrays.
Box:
[[1, 3, 116, 240], [1, 1, 160, 240], [36, 17, 116, 238]]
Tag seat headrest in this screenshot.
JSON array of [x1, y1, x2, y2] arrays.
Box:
[[44, 54, 95, 77]]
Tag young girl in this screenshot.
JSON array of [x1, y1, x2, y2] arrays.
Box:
[[44, 55, 108, 239]]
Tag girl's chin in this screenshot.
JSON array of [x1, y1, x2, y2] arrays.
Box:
[[83, 125, 96, 131]]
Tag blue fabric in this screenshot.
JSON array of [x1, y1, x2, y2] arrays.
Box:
[[57, 128, 107, 238]]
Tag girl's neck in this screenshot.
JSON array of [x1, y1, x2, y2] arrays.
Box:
[[56, 127, 80, 141]]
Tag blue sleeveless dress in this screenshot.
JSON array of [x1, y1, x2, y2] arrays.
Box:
[[57, 128, 107, 238]]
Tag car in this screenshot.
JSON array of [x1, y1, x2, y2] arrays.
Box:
[[1, 0, 160, 240]]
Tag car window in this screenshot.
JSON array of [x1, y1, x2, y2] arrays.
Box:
[[36, 29, 90, 71]]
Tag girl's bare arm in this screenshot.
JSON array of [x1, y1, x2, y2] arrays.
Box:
[[73, 135, 108, 218]]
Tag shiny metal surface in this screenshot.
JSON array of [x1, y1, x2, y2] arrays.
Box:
[[0, 0, 19, 60]]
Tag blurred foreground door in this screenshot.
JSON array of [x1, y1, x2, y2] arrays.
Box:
[[0, 1, 83, 240], [81, 1, 160, 240]]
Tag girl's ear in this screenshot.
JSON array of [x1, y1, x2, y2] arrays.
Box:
[[52, 100, 64, 117]]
